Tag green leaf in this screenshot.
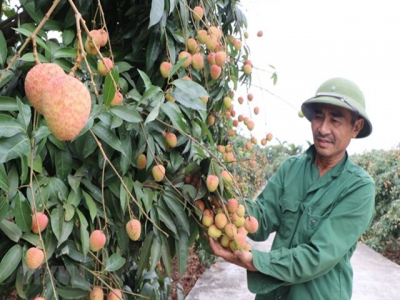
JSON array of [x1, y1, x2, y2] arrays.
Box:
[[138, 69, 152, 90], [13, 27, 50, 53], [0, 244, 22, 284], [51, 205, 74, 247], [175, 230, 189, 276], [57, 287, 89, 299], [0, 163, 8, 192], [170, 87, 206, 111], [163, 191, 190, 235], [110, 105, 142, 123], [160, 235, 173, 277], [173, 79, 208, 97], [0, 97, 18, 111], [17, 98, 31, 131], [0, 133, 30, 163], [55, 147, 72, 182], [144, 95, 163, 125], [0, 219, 22, 242], [19, 52, 48, 62], [149, 235, 162, 271], [83, 191, 97, 222], [103, 68, 120, 106], [21, 0, 43, 24], [14, 192, 32, 232], [53, 47, 77, 58], [92, 123, 125, 154], [0, 31, 7, 66], [156, 205, 177, 236], [146, 29, 161, 72], [137, 231, 154, 277], [63, 203, 75, 221], [62, 29, 75, 46], [115, 61, 133, 73], [160, 102, 188, 132], [149, 0, 164, 28], [0, 114, 26, 138], [0, 196, 9, 221], [77, 209, 89, 258], [105, 253, 126, 272]]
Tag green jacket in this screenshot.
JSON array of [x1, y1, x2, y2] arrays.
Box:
[[246, 145, 375, 300]]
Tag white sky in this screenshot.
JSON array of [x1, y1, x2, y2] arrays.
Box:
[[237, 0, 400, 154]]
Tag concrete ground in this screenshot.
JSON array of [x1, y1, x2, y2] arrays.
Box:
[[186, 234, 400, 300]]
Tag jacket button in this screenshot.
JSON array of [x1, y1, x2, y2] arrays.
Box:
[[311, 219, 316, 226], [277, 296, 282, 300]]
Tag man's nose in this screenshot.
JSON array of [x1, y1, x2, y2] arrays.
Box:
[[318, 118, 331, 135]]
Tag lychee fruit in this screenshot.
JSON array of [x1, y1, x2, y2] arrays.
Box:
[[208, 224, 222, 239], [223, 223, 237, 239], [98, 29, 108, 47], [254, 107, 259, 115], [223, 97, 232, 109], [97, 57, 114, 76], [107, 289, 122, 300], [250, 160, 256, 168], [89, 230, 106, 252], [85, 30, 102, 55], [197, 29, 208, 44], [202, 213, 214, 228], [210, 65, 221, 80], [41, 75, 91, 141], [214, 51, 227, 67], [233, 39, 242, 50], [233, 233, 247, 250], [192, 6, 204, 21], [247, 93, 254, 101], [266, 132, 273, 141], [257, 30, 264, 37], [110, 91, 123, 106], [191, 53, 204, 70], [206, 175, 219, 192], [89, 286, 104, 300], [238, 96, 244, 104], [220, 234, 231, 248], [165, 132, 177, 148], [136, 154, 147, 170], [208, 26, 222, 40], [205, 34, 218, 51], [31, 212, 49, 234], [126, 219, 141, 241], [215, 213, 228, 229], [244, 216, 259, 234], [152, 165, 166, 182], [195, 199, 205, 212], [187, 38, 199, 54], [236, 204, 245, 218], [226, 198, 239, 214], [207, 115, 215, 126], [232, 213, 245, 227], [243, 64, 252, 75], [251, 136, 257, 145], [24, 63, 65, 114], [160, 61, 172, 78], [178, 51, 192, 68], [207, 52, 216, 65], [221, 170, 233, 184], [25, 247, 44, 270]]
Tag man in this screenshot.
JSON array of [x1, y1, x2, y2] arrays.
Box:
[[209, 77, 375, 299]]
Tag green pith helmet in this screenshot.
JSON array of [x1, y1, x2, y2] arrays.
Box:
[[301, 77, 372, 138]]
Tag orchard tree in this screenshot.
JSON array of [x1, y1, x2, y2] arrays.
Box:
[[0, 0, 271, 299]]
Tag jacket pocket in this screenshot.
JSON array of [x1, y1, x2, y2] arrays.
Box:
[[306, 206, 332, 234], [278, 196, 301, 239]]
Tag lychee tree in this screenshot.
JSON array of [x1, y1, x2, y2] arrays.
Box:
[[0, 0, 271, 299]]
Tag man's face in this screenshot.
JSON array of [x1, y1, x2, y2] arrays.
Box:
[[311, 103, 364, 161]]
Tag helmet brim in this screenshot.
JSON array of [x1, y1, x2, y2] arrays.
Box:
[[301, 95, 372, 138]]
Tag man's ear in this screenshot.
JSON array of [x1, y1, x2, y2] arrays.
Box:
[[352, 118, 365, 138]]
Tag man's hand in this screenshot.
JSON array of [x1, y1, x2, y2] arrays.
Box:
[[207, 235, 258, 271]]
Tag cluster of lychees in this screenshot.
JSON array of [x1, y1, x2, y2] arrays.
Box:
[[197, 195, 259, 252], [84, 29, 123, 106], [24, 63, 92, 141]]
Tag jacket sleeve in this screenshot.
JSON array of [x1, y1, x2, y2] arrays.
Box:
[[250, 178, 375, 286]]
